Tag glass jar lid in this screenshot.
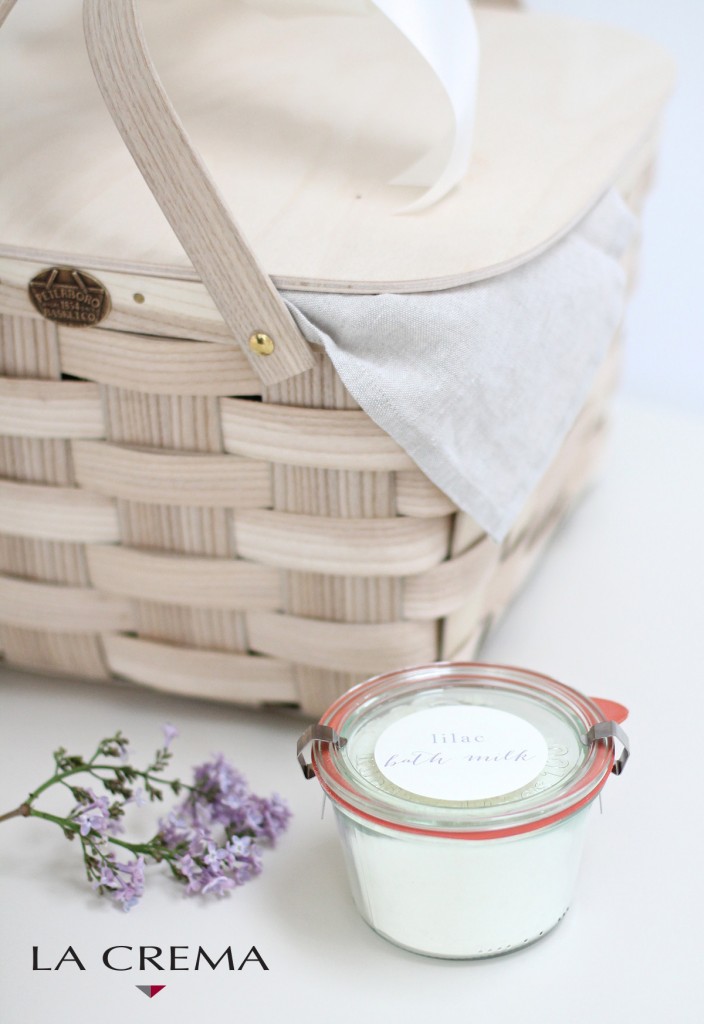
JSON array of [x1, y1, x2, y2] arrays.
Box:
[[308, 663, 628, 839]]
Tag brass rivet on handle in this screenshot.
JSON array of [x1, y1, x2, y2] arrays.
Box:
[[249, 332, 275, 356]]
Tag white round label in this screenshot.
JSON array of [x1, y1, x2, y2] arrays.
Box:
[[373, 705, 549, 801]]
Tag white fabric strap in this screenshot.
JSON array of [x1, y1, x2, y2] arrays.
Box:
[[240, 0, 479, 211]]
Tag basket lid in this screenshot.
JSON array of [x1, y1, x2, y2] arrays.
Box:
[[0, 1, 673, 292]]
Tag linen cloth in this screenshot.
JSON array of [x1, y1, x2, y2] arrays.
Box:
[[283, 190, 637, 541]]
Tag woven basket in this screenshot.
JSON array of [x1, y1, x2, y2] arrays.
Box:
[[0, 1, 672, 714]]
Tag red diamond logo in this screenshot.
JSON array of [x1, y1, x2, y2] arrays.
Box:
[[136, 985, 166, 999]]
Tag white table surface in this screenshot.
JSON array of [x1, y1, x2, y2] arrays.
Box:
[[1, 397, 702, 1024]]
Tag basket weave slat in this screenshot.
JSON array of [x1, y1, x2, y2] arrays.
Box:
[[271, 465, 396, 518], [0, 575, 134, 634], [0, 480, 119, 543], [221, 400, 413, 471], [0, 314, 61, 378], [103, 634, 296, 704], [102, 388, 223, 453], [133, 602, 248, 654], [0, 536, 90, 586], [114, 501, 235, 559], [0, 437, 73, 485], [1, 627, 109, 680], [60, 327, 262, 397], [281, 573, 403, 625], [246, 612, 438, 676], [234, 511, 452, 577], [403, 539, 498, 620], [86, 545, 280, 612], [72, 442, 272, 509], [0, 378, 103, 438]]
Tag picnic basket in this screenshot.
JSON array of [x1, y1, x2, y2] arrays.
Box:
[[0, 0, 673, 713]]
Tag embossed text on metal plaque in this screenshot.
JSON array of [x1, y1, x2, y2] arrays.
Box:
[[28, 267, 110, 327]]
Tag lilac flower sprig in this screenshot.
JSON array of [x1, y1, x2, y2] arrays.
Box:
[[0, 726, 290, 910]]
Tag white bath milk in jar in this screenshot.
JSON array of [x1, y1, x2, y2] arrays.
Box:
[[297, 663, 629, 959]]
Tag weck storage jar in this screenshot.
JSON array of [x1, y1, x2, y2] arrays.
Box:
[[297, 663, 629, 958]]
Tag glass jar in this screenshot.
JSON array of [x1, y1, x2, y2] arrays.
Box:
[[297, 663, 629, 959]]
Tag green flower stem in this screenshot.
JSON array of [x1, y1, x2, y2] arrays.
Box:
[[25, 764, 193, 804]]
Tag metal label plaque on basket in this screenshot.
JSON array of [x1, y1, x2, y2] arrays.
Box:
[[28, 267, 110, 327]]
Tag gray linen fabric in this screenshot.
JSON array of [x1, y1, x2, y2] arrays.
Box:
[[282, 190, 637, 540]]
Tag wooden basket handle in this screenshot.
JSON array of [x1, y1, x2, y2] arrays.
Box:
[[0, 0, 315, 385]]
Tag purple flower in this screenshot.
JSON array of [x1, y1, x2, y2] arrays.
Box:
[[179, 754, 291, 843], [225, 836, 263, 885], [124, 786, 147, 808], [156, 809, 187, 849], [73, 789, 121, 838], [95, 855, 145, 911], [171, 835, 262, 896], [190, 754, 249, 821], [162, 723, 179, 749], [201, 873, 234, 896], [187, 827, 209, 859], [98, 863, 118, 887], [233, 793, 292, 844], [156, 753, 286, 900]]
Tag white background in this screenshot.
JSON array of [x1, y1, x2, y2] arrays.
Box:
[[1, 3, 703, 1023], [527, 0, 704, 413]]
